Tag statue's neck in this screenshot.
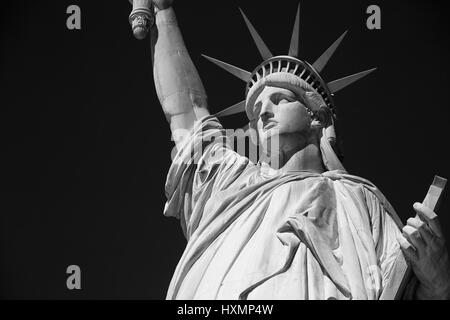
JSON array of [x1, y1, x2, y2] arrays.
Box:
[[279, 143, 325, 174], [265, 133, 325, 174]]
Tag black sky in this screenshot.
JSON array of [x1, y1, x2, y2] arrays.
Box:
[[1, 0, 450, 299]]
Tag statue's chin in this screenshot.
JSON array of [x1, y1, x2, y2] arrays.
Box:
[[258, 128, 280, 141]]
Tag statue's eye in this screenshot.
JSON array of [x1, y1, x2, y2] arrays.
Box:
[[275, 94, 294, 104], [279, 98, 291, 104]]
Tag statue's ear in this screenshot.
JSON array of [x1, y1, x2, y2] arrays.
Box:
[[311, 109, 330, 130], [316, 106, 333, 127], [312, 107, 336, 149]]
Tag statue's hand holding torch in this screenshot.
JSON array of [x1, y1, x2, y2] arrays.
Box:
[[128, 0, 174, 40]]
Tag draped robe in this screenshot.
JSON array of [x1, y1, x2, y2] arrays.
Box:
[[163, 116, 413, 300]]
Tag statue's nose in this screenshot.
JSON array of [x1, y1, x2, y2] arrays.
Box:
[[260, 111, 274, 123], [260, 102, 274, 122]]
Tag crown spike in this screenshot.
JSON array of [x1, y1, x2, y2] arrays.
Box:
[[288, 3, 301, 58], [238, 8, 273, 60], [215, 100, 247, 118], [312, 30, 348, 73], [327, 68, 377, 93], [202, 54, 252, 82]]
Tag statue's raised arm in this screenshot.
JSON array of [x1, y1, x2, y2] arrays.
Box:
[[129, 0, 210, 148]]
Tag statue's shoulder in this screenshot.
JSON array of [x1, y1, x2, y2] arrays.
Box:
[[334, 171, 387, 203], [324, 170, 378, 190], [334, 171, 403, 228]]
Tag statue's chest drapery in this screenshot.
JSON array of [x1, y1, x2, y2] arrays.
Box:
[[175, 174, 372, 299], [164, 117, 403, 300]]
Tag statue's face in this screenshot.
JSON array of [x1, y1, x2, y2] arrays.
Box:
[[253, 86, 313, 150]]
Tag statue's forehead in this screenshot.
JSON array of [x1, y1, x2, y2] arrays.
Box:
[[254, 86, 296, 102]]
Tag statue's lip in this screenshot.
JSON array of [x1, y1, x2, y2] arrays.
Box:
[[263, 121, 277, 130]]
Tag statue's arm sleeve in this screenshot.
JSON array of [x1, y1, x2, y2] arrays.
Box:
[[364, 188, 419, 299], [151, 7, 210, 149], [163, 116, 251, 238]]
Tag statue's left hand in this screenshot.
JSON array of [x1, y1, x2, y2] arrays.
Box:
[[398, 203, 450, 299]]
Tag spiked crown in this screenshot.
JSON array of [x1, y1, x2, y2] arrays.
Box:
[[203, 3, 376, 126]]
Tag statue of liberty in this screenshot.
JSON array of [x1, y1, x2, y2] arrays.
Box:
[[128, 0, 450, 299]]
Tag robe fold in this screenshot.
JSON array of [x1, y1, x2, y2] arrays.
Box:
[[163, 116, 414, 300]]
